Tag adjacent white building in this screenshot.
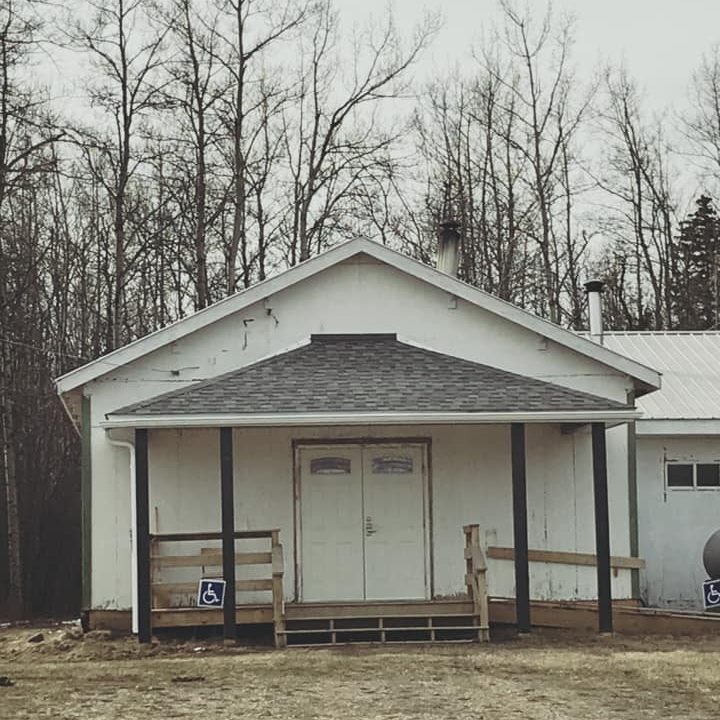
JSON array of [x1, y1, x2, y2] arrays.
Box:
[[604, 332, 720, 611]]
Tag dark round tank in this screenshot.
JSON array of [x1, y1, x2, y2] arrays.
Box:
[[703, 529, 720, 579]]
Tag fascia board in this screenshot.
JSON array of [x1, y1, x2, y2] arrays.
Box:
[[101, 409, 643, 429], [636, 419, 720, 436]]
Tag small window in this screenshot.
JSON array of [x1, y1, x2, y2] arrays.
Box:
[[697, 464, 720, 487], [372, 456, 413, 474], [310, 457, 351, 475], [667, 464, 693, 488]]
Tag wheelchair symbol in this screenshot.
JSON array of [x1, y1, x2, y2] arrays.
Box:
[[197, 579, 226, 608], [707, 584, 720, 605], [202, 586, 220, 605]]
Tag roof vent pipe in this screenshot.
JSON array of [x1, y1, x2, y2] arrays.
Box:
[[437, 220, 461, 277], [584, 279, 605, 345]]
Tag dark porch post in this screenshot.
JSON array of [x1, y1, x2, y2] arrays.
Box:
[[591, 422, 613, 633], [511, 423, 531, 633], [135, 428, 151, 644], [220, 427, 236, 643]]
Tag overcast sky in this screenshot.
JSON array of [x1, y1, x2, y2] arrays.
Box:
[[339, 0, 720, 112]]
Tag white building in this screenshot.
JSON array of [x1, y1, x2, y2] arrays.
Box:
[[604, 332, 720, 611], [55, 235, 660, 642]]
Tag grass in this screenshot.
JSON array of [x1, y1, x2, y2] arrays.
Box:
[[1, 626, 718, 719]]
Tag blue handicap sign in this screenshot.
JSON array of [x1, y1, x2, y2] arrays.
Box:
[[197, 579, 226, 608], [703, 579, 720, 611]]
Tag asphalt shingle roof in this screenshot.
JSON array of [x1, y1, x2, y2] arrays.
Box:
[[111, 334, 630, 417]]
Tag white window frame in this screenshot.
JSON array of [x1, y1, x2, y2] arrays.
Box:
[[665, 460, 720, 491]]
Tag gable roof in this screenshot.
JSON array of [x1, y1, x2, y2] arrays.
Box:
[[56, 239, 661, 395], [106, 334, 636, 427], [604, 332, 720, 422]]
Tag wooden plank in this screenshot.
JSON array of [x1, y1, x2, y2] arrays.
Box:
[[87, 609, 132, 632], [271, 542, 286, 648], [271, 544, 284, 575], [285, 600, 474, 620], [152, 578, 273, 595], [152, 552, 272, 568], [488, 598, 720, 636], [151, 529, 279, 543], [487, 546, 646, 570], [151, 605, 274, 628], [152, 532, 223, 542]]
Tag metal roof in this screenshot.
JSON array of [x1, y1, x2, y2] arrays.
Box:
[[603, 332, 720, 420], [110, 334, 630, 418]]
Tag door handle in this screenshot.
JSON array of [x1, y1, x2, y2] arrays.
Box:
[[365, 516, 376, 536]]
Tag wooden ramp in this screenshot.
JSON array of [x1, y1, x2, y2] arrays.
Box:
[[490, 598, 720, 635]]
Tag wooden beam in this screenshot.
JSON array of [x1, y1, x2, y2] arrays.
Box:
[[592, 422, 613, 633], [486, 546, 645, 570], [220, 427, 236, 643], [151, 605, 274, 628], [135, 428, 151, 643], [153, 579, 273, 595], [511, 423, 530, 633], [150, 529, 277, 542], [151, 551, 272, 568]]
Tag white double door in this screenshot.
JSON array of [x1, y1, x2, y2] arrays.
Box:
[[299, 444, 429, 602]]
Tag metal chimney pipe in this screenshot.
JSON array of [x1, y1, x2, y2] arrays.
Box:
[[437, 220, 461, 276], [584, 279, 605, 345]]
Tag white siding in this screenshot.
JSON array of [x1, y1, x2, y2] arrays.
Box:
[[637, 436, 720, 609], [92, 422, 632, 610]]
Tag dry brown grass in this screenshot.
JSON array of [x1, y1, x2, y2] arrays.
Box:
[[1, 626, 719, 719]]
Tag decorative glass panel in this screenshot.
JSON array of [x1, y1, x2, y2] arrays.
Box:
[[667, 464, 693, 488], [310, 456, 351, 474], [697, 464, 720, 487], [372, 455, 413, 474]]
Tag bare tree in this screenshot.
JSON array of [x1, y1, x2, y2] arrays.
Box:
[[0, 0, 64, 619], [282, 0, 438, 264], [212, 0, 306, 293], [74, 0, 168, 348], [497, 0, 592, 323], [594, 67, 677, 328], [158, 0, 229, 308], [683, 45, 720, 183]]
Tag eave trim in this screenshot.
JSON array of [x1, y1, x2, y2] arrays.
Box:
[[102, 409, 642, 429]]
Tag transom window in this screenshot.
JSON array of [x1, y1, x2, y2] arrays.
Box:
[[310, 457, 351, 475], [666, 462, 720, 489]]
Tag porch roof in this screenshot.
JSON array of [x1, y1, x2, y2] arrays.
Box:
[[106, 334, 636, 426]]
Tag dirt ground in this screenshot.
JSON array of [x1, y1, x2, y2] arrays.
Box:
[[1, 625, 719, 720]]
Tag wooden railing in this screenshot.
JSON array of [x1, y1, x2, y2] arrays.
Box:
[[463, 524, 490, 641], [486, 546, 645, 575], [150, 529, 286, 647]]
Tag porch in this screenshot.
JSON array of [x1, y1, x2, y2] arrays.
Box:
[[125, 420, 630, 645], [105, 335, 642, 644], [146, 524, 489, 646]]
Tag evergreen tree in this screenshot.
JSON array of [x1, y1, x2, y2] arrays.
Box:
[[671, 194, 720, 329]]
